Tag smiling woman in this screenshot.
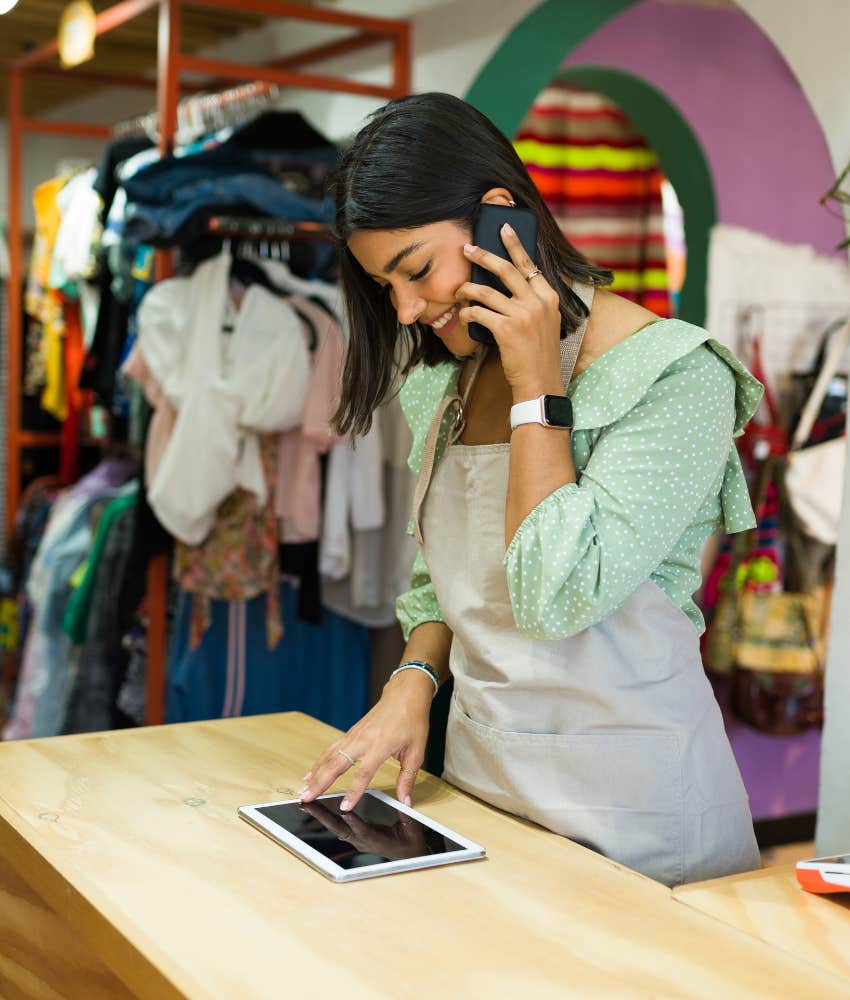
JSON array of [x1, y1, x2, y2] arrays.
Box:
[[329, 91, 612, 436], [302, 91, 765, 889]]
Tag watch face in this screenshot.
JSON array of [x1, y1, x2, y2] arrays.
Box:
[[543, 395, 573, 427]]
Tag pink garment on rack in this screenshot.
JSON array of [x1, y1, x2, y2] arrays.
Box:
[[275, 296, 344, 544], [122, 342, 177, 487]]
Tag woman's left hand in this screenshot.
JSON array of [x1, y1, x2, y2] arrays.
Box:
[[456, 225, 563, 401]]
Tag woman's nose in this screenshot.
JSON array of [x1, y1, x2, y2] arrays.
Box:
[[393, 289, 426, 326]]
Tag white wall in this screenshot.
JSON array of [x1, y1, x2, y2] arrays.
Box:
[[738, 0, 850, 176], [0, 123, 106, 228]]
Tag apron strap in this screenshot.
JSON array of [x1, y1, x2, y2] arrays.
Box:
[[561, 280, 594, 390], [412, 345, 489, 545], [412, 279, 595, 546]]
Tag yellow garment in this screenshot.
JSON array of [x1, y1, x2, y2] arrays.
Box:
[[26, 175, 67, 316], [27, 175, 71, 420]]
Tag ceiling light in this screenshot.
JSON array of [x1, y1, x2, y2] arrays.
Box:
[[59, 1, 97, 68], [0, 0, 20, 15]]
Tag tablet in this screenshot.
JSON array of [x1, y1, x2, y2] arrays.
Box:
[[238, 789, 486, 882]]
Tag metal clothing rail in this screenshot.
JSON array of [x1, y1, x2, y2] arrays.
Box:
[[207, 216, 334, 239], [6, 0, 411, 727], [113, 80, 281, 142]]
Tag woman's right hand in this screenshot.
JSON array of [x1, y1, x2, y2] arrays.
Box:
[[298, 669, 434, 812]]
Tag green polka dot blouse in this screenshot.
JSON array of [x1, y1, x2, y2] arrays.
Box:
[[395, 318, 764, 642]]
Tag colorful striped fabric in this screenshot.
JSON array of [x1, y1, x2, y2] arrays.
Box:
[[515, 83, 672, 317]]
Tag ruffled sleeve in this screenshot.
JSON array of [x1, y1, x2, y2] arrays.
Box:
[[503, 330, 759, 640], [395, 548, 445, 641], [395, 362, 457, 638], [400, 361, 459, 478]]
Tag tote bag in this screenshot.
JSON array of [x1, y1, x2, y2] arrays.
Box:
[[785, 318, 850, 545]]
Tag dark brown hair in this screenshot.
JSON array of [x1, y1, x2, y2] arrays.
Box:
[[331, 92, 612, 436]]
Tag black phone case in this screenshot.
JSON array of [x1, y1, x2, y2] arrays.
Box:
[[468, 203, 539, 346]]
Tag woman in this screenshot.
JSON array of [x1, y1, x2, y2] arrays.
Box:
[[300, 92, 762, 886]]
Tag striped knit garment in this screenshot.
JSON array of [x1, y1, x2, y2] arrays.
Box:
[[514, 83, 672, 317]]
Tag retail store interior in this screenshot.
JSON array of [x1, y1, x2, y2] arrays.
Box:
[[1, 1, 849, 996]]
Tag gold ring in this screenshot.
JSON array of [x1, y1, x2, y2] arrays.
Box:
[[336, 749, 356, 766], [399, 765, 418, 776]]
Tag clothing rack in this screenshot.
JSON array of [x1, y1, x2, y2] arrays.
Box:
[[6, 0, 411, 727], [208, 216, 334, 241], [113, 80, 280, 146]]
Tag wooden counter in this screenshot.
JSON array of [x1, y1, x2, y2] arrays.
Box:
[[673, 862, 850, 983], [1, 712, 849, 999]]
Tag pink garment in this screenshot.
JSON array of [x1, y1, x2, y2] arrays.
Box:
[[122, 342, 177, 487], [275, 297, 344, 543]]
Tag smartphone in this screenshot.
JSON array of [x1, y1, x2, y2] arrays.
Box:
[[468, 203, 539, 346]]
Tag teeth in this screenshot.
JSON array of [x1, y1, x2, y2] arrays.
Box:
[[432, 306, 457, 330]]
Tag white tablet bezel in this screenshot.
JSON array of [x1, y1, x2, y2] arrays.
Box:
[[238, 789, 486, 883]]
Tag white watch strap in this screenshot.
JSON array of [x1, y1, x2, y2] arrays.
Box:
[[510, 395, 545, 430]]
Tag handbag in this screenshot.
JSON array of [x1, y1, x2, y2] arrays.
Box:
[[728, 456, 825, 735], [702, 336, 786, 676], [784, 317, 850, 545]]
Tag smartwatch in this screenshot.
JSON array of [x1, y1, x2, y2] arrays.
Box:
[[510, 394, 573, 431]]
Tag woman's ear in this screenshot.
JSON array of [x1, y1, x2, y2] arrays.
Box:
[[480, 187, 515, 208]]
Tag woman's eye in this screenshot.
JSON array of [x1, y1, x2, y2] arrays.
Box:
[[409, 262, 431, 282]]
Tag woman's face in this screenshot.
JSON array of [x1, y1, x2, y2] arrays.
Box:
[[347, 220, 479, 358]]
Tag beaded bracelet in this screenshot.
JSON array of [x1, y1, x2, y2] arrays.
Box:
[[390, 660, 440, 697]]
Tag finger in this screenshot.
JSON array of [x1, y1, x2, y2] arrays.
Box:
[[454, 282, 512, 313], [499, 222, 536, 277], [500, 224, 557, 301], [395, 755, 423, 808], [457, 305, 506, 339], [463, 242, 528, 298], [300, 737, 343, 783], [339, 754, 384, 812], [300, 746, 359, 803]]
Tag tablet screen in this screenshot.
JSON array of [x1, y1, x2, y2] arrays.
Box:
[[256, 793, 466, 871]]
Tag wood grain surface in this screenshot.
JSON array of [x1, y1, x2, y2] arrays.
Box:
[[0, 848, 133, 1000], [674, 863, 850, 983], [1, 712, 848, 999]]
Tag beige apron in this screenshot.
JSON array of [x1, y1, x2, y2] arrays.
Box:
[[413, 282, 760, 887]]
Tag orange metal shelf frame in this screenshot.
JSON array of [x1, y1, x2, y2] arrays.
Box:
[[6, 0, 411, 726]]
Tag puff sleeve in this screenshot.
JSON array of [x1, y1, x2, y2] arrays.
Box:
[[395, 548, 446, 641], [503, 349, 739, 640]]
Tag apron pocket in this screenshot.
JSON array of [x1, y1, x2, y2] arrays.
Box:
[[444, 694, 684, 886]]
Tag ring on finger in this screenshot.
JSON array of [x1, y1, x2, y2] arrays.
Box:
[[525, 267, 542, 282], [399, 765, 418, 776], [336, 749, 356, 767]]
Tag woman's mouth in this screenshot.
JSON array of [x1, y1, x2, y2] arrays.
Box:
[[429, 304, 461, 337]]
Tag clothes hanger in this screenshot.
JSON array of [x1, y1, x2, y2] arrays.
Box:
[[289, 303, 319, 352], [223, 241, 319, 349]]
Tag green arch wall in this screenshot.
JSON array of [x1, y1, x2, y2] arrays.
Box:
[[464, 0, 716, 325]]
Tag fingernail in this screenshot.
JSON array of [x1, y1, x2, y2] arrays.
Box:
[[404, 795, 412, 807], [463, 243, 477, 253], [298, 786, 310, 799], [501, 223, 514, 234], [340, 798, 352, 811]]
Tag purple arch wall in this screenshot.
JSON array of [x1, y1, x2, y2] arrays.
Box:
[[563, 0, 845, 256]]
